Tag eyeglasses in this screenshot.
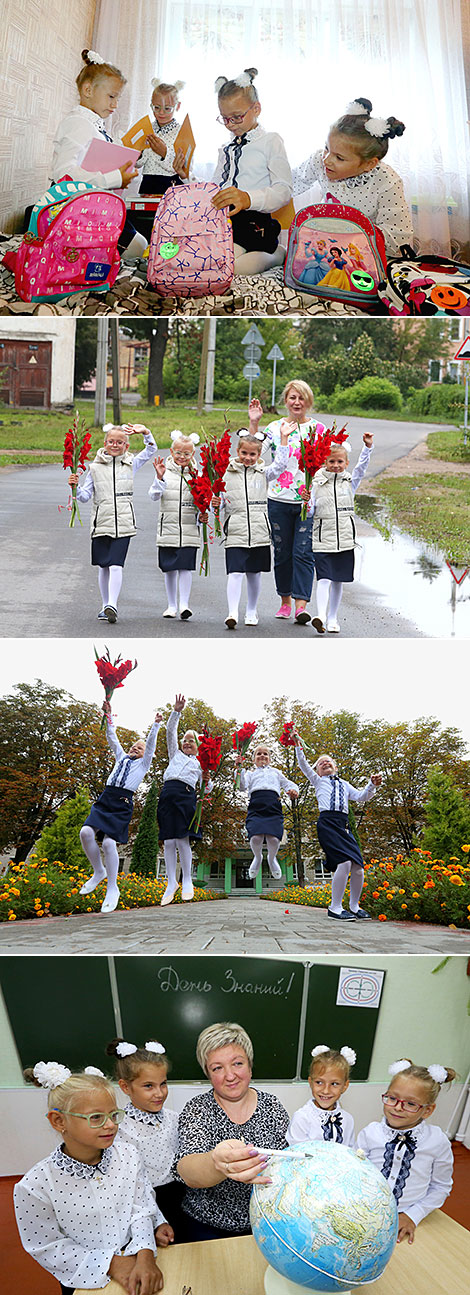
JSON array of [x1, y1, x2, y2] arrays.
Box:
[[382, 1095, 428, 1113], [216, 109, 253, 126], [54, 1109, 125, 1128]]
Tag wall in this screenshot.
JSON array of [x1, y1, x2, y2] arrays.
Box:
[[1, 0, 96, 233], [0, 320, 76, 402]]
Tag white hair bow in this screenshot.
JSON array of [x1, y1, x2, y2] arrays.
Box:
[[84, 1066, 105, 1077], [145, 1041, 166, 1054], [234, 71, 253, 88], [170, 429, 199, 445], [340, 1046, 356, 1065], [364, 117, 389, 139], [151, 77, 185, 92], [87, 50, 105, 65], [344, 100, 369, 115], [311, 1045, 329, 1057], [33, 1061, 72, 1089], [237, 428, 265, 441], [215, 76, 228, 93], [116, 1042, 137, 1057], [428, 1064, 447, 1084], [388, 1059, 411, 1076]]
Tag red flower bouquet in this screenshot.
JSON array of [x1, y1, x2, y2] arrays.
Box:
[[200, 428, 232, 537], [232, 720, 258, 789], [94, 646, 137, 730], [192, 726, 223, 831], [299, 422, 349, 520], [63, 411, 93, 527], [187, 464, 214, 575], [280, 721, 297, 748]]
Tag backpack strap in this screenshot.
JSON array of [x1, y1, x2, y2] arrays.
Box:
[[27, 181, 96, 238]]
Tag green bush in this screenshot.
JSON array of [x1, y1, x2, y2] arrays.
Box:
[[407, 384, 465, 419], [35, 789, 91, 870], [327, 376, 403, 413]]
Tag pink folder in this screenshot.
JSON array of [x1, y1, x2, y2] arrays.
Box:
[[82, 139, 141, 173]]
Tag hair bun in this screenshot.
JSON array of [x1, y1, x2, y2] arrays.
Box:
[[356, 96, 372, 113], [244, 67, 258, 80], [106, 1037, 125, 1057], [386, 116, 406, 139], [81, 49, 91, 63]]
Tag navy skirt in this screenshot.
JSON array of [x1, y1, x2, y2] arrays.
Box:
[[84, 785, 134, 844], [314, 550, 355, 582], [158, 545, 197, 572], [157, 778, 202, 842], [91, 536, 131, 568], [246, 790, 284, 840], [225, 545, 271, 574], [317, 810, 364, 871]]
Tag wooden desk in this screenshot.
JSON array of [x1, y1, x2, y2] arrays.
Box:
[[75, 1212, 470, 1295]]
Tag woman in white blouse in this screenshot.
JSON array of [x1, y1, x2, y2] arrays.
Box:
[[157, 694, 212, 907]]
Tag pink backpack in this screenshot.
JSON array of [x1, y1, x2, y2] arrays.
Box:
[[13, 181, 126, 302], [284, 197, 387, 308], [147, 181, 234, 297]]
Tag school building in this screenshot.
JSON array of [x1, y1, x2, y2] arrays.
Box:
[[0, 319, 76, 407]]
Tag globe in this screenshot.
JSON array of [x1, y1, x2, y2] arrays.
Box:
[[250, 1141, 398, 1294]]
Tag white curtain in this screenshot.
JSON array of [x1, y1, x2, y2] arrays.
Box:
[[93, 0, 470, 255]]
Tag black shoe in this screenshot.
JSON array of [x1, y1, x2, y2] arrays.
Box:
[[104, 605, 117, 623], [180, 608, 192, 620], [350, 908, 371, 919], [327, 908, 356, 920], [295, 610, 311, 626], [311, 617, 326, 634]]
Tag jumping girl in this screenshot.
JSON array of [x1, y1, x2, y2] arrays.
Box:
[[69, 421, 156, 624], [306, 432, 373, 635], [357, 1058, 456, 1244], [293, 734, 382, 920], [79, 699, 161, 913], [149, 432, 207, 621], [110, 1038, 184, 1238], [235, 739, 299, 880], [218, 424, 289, 629], [287, 1045, 356, 1147], [14, 1065, 165, 1294], [157, 694, 212, 906]]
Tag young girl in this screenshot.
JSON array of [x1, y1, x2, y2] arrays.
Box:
[[235, 739, 298, 879], [287, 1045, 356, 1147], [357, 1058, 456, 1244], [79, 699, 162, 913], [306, 432, 373, 635], [51, 49, 147, 260], [293, 736, 382, 920], [210, 68, 292, 275], [157, 694, 212, 906], [292, 97, 413, 256], [69, 421, 157, 623], [149, 432, 207, 621], [139, 78, 187, 194], [248, 383, 325, 623], [218, 425, 289, 629], [14, 1065, 166, 1295], [110, 1038, 184, 1238]]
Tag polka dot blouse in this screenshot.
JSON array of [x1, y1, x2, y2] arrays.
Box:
[[175, 1088, 289, 1232], [117, 1103, 179, 1191], [13, 1140, 157, 1288], [292, 149, 414, 255]]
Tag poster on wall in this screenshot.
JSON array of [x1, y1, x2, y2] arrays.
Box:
[[336, 967, 385, 1010]]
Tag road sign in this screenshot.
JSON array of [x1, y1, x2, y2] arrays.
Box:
[[243, 345, 262, 361], [446, 562, 469, 586], [241, 324, 265, 347], [243, 363, 260, 380], [267, 344, 284, 361], [454, 336, 470, 360]]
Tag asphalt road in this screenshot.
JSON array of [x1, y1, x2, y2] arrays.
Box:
[[0, 418, 433, 639]]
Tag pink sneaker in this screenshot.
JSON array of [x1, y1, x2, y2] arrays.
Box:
[[275, 604, 292, 619]]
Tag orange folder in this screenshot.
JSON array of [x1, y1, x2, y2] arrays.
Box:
[[121, 115, 155, 151], [173, 114, 196, 177]]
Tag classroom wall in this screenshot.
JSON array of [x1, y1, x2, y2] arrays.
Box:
[[1, 955, 468, 1174], [1, 0, 96, 233]]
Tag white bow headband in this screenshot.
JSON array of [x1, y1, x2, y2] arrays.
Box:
[[86, 50, 105, 65], [237, 428, 265, 442], [215, 70, 256, 93], [170, 429, 199, 446], [151, 77, 185, 92], [311, 1044, 356, 1065], [32, 1061, 105, 1088], [344, 101, 391, 140], [389, 1059, 448, 1084], [116, 1040, 166, 1057]]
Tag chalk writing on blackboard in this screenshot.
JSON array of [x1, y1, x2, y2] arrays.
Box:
[[156, 964, 297, 998]]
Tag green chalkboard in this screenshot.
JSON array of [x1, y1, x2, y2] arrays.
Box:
[[115, 957, 304, 1080], [302, 965, 385, 1081], [0, 957, 116, 1073]]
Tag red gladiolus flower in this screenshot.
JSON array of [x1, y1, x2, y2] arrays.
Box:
[[187, 463, 214, 574], [94, 646, 137, 729], [62, 411, 93, 527], [191, 726, 223, 831], [280, 721, 297, 748], [232, 721, 258, 788], [299, 422, 349, 520], [200, 428, 231, 537]]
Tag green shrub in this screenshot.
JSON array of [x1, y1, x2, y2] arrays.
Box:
[[35, 789, 91, 870], [327, 376, 403, 413], [407, 384, 465, 419]]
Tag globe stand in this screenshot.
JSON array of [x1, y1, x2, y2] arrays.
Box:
[[264, 1267, 351, 1295]]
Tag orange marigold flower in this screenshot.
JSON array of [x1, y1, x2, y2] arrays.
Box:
[[423, 880, 435, 889], [386, 892, 394, 899], [8, 912, 17, 920], [450, 876, 464, 886], [414, 914, 421, 920], [378, 914, 387, 921], [461, 845, 470, 853], [412, 892, 420, 898], [398, 889, 405, 895], [401, 903, 407, 909], [372, 891, 380, 899]]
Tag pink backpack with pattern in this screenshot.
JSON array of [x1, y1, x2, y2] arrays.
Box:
[[13, 181, 126, 302], [147, 181, 234, 297]]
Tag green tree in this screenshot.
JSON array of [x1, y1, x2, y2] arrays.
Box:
[[131, 780, 159, 875], [418, 765, 470, 860], [74, 320, 98, 391], [35, 788, 92, 867], [121, 321, 170, 404], [348, 333, 379, 385]]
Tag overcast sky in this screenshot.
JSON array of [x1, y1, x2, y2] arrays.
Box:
[[1, 638, 468, 747]]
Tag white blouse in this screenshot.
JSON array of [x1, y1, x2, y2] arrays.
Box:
[[117, 1104, 179, 1192], [140, 118, 182, 177], [356, 1117, 453, 1226], [212, 124, 292, 214], [295, 746, 376, 812], [105, 718, 160, 792], [13, 1140, 159, 1290], [76, 433, 157, 503], [163, 709, 213, 791], [287, 1099, 355, 1148], [52, 105, 124, 190], [240, 766, 299, 798], [263, 418, 326, 504], [291, 149, 414, 256]]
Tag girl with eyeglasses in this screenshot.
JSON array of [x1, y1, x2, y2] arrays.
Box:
[[14, 1066, 168, 1294], [357, 1059, 456, 1246], [210, 68, 292, 276]]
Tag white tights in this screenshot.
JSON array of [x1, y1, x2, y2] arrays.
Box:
[[330, 860, 364, 914], [249, 834, 281, 877], [79, 826, 120, 903], [316, 578, 343, 625], [163, 837, 193, 891], [233, 243, 286, 277], [98, 565, 123, 610], [164, 570, 193, 612], [227, 572, 261, 619]]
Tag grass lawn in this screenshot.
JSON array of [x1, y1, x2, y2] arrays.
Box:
[[373, 474, 470, 563], [0, 401, 246, 464], [426, 427, 470, 462]]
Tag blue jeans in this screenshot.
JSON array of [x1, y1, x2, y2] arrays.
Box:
[[268, 499, 315, 601]]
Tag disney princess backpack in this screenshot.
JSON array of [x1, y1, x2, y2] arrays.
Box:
[[284, 196, 387, 308], [10, 180, 126, 303], [147, 181, 234, 297]]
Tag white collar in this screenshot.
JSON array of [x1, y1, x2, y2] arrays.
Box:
[[125, 1100, 164, 1125], [52, 1143, 114, 1177], [381, 1115, 425, 1141]]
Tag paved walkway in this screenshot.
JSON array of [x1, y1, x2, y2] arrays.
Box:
[[1, 899, 467, 955]]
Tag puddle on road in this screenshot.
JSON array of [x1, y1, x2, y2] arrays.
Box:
[[355, 495, 470, 638]]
